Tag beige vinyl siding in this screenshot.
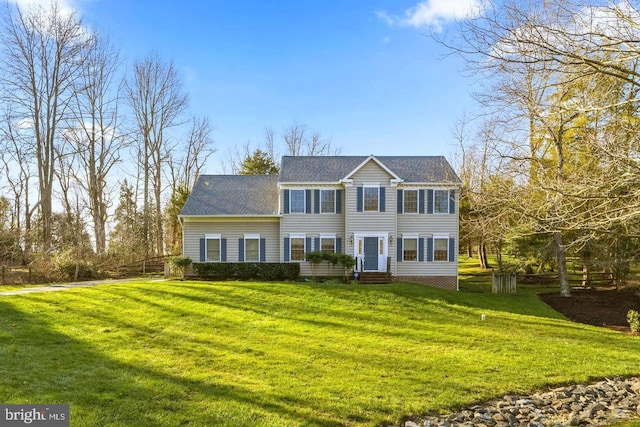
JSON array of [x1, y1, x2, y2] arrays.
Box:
[[280, 186, 345, 276], [397, 188, 458, 277], [182, 218, 280, 263]]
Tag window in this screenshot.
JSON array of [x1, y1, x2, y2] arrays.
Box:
[[321, 237, 335, 253], [320, 190, 335, 213], [434, 190, 449, 214], [364, 186, 379, 211], [245, 237, 260, 262], [290, 237, 305, 261], [404, 190, 418, 213], [207, 238, 220, 262], [434, 237, 448, 261], [290, 189, 305, 213], [403, 238, 418, 261]]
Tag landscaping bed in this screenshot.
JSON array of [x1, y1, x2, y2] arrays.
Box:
[[539, 286, 640, 331]]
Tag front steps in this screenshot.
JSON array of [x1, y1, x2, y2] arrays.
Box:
[[358, 272, 392, 284]]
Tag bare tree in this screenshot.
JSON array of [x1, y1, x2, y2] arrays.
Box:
[[126, 52, 188, 257], [168, 115, 215, 191], [0, 107, 35, 262], [65, 33, 126, 255], [0, 1, 92, 254], [282, 123, 339, 156]]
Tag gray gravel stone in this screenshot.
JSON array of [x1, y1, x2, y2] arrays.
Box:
[[396, 377, 640, 427]]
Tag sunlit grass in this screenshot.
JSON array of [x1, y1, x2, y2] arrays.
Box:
[[0, 273, 638, 426]]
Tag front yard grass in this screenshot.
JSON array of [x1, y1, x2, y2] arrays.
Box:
[[0, 275, 639, 426]]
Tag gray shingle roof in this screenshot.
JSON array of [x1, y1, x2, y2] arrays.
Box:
[[279, 155, 461, 183], [180, 175, 279, 216]]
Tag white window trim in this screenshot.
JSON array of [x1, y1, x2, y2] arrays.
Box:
[[319, 189, 336, 214], [204, 234, 221, 262], [244, 234, 261, 262], [363, 184, 380, 212], [433, 189, 450, 214], [433, 234, 450, 262], [289, 189, 306, 214], [289, 234, 306, 262], [403, 189, 419, 214], [319, 234, 337, 253], [402, 234, 419, 262]]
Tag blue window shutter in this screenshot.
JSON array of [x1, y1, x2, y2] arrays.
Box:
[[397, 238, 403, 262], [221, 238, 227, 262], [427, 237, 434, 262], [305, 237, 312, 258], [380, 187, 385, 212], [314, 237, 320, 251], [305, 189, 312, 214], [238, 238, 244, 262], [336, 189, 342, 213], [260, 238, 266, 262], [419, 190, 425, 214], [199, 238, 205, 262], [357, 187, 363, 212], [336, 237, 342, 253], [284, 238, 290, 262], [449, 237, 456, 262], [427, 190, 434, 214], [419, 238, 425, 262], [397, 190, 403, 213], [449, 190, 456, 214], [314, 190, 320, 214], [284, 190, 290, 214]]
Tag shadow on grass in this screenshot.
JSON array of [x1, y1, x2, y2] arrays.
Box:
[[0, 298, 344, 427]]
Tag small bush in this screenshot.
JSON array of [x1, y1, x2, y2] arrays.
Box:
[[49, 250, 101, 282], [170, 256, 192, 279], [627, 309, 640, 333], [191, 262, 300, 281]]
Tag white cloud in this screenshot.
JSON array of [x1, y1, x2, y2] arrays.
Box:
[[9, 0, 80, 16], [378, 0, 483, 31]]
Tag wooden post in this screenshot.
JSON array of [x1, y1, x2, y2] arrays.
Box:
[[492, 271, 516, 295]]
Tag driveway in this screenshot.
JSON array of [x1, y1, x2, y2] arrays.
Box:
[[0, 278, 168, 296]]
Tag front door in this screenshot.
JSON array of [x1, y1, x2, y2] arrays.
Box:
[[363, 237, 379, 271]]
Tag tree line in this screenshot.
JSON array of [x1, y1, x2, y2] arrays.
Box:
[[449, 0, 640, 296], [0, 2, 214, 275], [0, 1, 340, 279]]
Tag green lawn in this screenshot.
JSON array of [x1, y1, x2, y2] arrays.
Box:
[[0, 271, 639, 426]]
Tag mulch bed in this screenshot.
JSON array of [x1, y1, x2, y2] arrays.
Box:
[[539, 286, 640, 331]]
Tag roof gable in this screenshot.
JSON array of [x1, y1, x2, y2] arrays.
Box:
[[342, 155, 402, 182], [279, 155, 460, 184]]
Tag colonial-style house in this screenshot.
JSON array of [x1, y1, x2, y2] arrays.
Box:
[[179, 155, 461, 290]]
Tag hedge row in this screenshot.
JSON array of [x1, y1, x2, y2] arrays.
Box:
[[192, 262, 300, 281]]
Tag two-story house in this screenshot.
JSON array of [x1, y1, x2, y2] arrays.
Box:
[[179, 155, 461, 290]]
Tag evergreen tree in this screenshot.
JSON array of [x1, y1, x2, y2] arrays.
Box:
[[108, 180, 145, 264], [238, 149, 279, 175]]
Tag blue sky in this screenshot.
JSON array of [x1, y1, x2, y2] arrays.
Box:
[[17, 0, 481, 173]]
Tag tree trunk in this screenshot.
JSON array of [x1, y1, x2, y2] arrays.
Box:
[[553, 232, 571, 297], [581, 264, 591, 287], [478, 243, 490, 269]]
